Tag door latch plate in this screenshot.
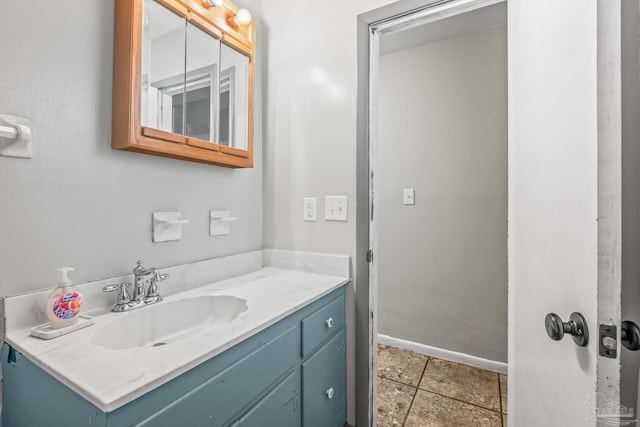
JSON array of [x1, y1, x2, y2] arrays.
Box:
[[599, 324, 617, 359]]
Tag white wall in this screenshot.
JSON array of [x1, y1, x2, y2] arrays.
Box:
[[377, 25, 507, 363], [260, 1, 401, 424], [0, 0, 262, 295]]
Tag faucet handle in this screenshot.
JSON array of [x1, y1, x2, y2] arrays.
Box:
[[133, 261, 146, 274], [102, 283, 131, 292], [145, 270, 169, 284], [102, 283, 132, 305], [145, 270, 167, 304]]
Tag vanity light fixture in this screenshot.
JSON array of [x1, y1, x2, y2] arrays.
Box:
[[233, 8, 252, 26], [202, 0, 252, 26]]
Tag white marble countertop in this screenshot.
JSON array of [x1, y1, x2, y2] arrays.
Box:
[[4, 267, 349, 412]]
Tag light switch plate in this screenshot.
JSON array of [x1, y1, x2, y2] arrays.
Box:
[[325, 196, 348, 221], [403, 188, 415, 205], [304, 197, 317, 221]]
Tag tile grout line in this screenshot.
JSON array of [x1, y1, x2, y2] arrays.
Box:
[[377, 347, 506, 426], [401, 356, 429, 427], [375, 375, 418, 426], [380, 373, 504, 416], [497, 372, 504, 427]]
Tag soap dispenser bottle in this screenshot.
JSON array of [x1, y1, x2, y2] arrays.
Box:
[[46, 267, 82, 329]]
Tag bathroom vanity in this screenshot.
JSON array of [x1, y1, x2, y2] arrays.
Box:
[[1, 251, 349, 427]]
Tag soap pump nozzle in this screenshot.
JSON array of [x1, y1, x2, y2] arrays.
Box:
[[57, 267, 74, 287]]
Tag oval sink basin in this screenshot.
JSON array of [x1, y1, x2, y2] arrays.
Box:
[[90, 295, 248, 350]]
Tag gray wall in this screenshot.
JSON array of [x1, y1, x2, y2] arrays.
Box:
[[259, 2, 400, 423], [377, 25, 508, 363], [0, 0, 262, 296], [621, 0, 640, 413]]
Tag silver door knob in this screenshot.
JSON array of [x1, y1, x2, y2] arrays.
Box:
[[622, 320, 640, 351], [326, 317, 334, 328], [545, 312, 589, 347]]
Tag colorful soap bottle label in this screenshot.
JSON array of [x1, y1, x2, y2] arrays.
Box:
[[52, 293, 82, 319]]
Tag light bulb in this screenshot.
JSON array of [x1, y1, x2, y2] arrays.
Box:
[[234, 9, 252, 26]]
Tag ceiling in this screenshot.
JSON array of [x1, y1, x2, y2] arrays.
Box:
[[379, 2, 507, 56]]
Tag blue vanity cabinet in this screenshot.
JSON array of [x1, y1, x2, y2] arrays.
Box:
[[229, 371, 300, 427], [300, 293, 347, 427], [134, 325, 301, 427], [2, 285, 347, 427], [301, 292, 346, 357], [302, 330, 347, 427]]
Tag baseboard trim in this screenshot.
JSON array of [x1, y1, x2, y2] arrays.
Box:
[[377, 334, 507, 375]]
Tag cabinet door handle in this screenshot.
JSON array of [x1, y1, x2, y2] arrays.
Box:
[[326, 317, 334, 328], [326, 387, 334, 399]]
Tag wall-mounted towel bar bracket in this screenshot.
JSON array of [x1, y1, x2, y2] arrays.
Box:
[[0, 125, 18, 139], [0, 114, 33, 159], [210, 211, 238, 236], [152, 212, 189, 242]]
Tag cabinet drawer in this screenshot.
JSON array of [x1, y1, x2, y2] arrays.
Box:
[[301, 295, 345, 357], [301, 330, 346, 427], [231, 371, 300, 427], [137, 325, 299, 427]]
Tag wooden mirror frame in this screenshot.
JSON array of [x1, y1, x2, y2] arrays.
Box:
[[112, 0, 255, 168]]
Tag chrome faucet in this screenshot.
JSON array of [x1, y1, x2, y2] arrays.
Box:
[[103, 261, 169, 312], [144, 267, 167, 304]]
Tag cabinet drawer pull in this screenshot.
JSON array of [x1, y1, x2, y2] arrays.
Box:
[[326, 317, 334, 328], [326, 387, 334, 399]]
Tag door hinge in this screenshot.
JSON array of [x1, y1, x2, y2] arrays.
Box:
[[367, 250, 373, 263]]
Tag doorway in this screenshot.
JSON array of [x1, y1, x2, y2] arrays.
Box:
[[369, 1, 507, 425], [358, 1, 639, 426]]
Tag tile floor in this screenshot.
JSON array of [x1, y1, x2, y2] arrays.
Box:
[[377, 345, 508, 427]]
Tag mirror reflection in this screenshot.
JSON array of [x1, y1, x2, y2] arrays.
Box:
[[219, 43, 249, 150], [184, 22, 220, 143], [140, 0, 249, 151], [141, 0, 185, 134]]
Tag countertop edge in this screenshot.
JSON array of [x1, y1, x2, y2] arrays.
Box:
[[4, 270, 350, 413]]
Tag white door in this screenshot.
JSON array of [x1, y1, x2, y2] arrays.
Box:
[[509, 1, 626, 426]]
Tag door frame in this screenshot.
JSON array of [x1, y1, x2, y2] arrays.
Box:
[[355, 0, 507, 425], [357, 1, 627, 426]]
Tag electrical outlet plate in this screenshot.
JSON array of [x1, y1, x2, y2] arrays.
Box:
[[325, 196, 348, 221], [304, 197, 317, 221]]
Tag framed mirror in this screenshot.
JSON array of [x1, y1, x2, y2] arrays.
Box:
[[112, 0, 254, 167]]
